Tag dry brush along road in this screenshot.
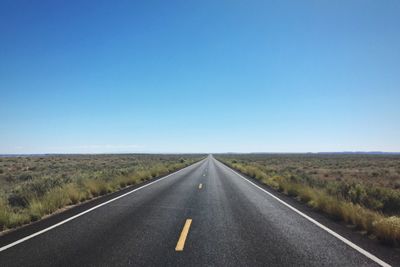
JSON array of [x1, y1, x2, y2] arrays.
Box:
[[0, 155, 399, 266]]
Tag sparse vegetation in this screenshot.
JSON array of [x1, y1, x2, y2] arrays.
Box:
[[0, 154, 204, 231], [216, 154, 400, 246]]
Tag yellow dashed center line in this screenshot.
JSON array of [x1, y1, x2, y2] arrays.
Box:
[[175, 219, 192, 251], [199, 183, 203, 189]]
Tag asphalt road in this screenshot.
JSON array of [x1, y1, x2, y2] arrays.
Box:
[[0, 155, 397, 266]]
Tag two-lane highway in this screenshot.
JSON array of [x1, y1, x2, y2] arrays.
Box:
[[0, 156, 394, 266]]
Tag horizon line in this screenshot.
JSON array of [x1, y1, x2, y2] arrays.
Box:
[[1, 151, 400, 156]]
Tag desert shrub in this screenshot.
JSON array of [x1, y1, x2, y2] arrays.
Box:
[[392, 179, 400, 188], [17, 173, 33, 181], [28, 187, 70, 221], [28, 176, 66, 197], [218, 156, 400, 246], [7, 191, 30, 208], [0, 155, 203, 231], [347, 183, 367, 204], [7, 176, 66, 208], [0, 199, 9, 230], [380, 190, 400, 215], [1, 198, 30, 229]]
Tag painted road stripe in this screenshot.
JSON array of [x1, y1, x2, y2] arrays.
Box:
[[175, 219, 192, 251], [199, 183, 203, 189], [0, 159, 206, 253], [218, 160, 391, 267]]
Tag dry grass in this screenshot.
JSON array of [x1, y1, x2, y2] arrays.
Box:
[[219, 156, 400, 246], [0, 199, 30, 230], [28, 188, 70, 221], [374, 216, 400, 245], [0, 154, 203, 231], [83, 179, 112, 197]]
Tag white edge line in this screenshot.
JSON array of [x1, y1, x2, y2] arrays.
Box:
[[0, 159, 206, 253], [217, 160, 391, 267]]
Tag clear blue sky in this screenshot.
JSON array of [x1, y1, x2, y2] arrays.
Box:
[[1, 0, 399, 154]]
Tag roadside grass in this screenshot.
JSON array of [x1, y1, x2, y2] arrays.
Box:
[[219, 157, 400, 247], [0, 155, 203, 231], [28, 187, 70, 221], [0, 199, 30, 230], [83, 179, 113, 197]]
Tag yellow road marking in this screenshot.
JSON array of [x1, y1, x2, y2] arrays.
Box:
[[175, 219, 192, 251], [199, 183, 203, 189]]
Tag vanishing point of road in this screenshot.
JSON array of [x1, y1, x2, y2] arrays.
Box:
[[0, 156, 398, 266]]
